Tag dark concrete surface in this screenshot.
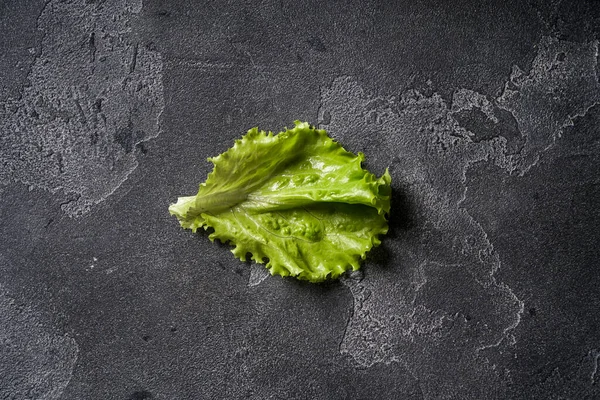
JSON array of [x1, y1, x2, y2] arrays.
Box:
[[1, 0, 600, 399]]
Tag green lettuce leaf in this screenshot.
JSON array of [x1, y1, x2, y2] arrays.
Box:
[[169, 121, 391, 282]]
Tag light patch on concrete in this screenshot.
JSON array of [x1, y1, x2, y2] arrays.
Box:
[[495, 36, 600, 174], [317, 35, 600, 397], [248, 264, 271, 287], [0, 0, 164, 217], [0, 284, 79, 399]]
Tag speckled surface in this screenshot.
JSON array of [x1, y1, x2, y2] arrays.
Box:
[[1, 1, 599, 399]]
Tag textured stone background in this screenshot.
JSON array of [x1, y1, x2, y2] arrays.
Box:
[[1, 0, 600, 399]]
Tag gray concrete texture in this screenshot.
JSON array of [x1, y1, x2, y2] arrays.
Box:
[[1, 0, 599, 399]]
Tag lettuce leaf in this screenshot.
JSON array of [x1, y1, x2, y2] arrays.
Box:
[[169, 121, 391, 282]]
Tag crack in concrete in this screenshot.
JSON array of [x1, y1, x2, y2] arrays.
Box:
[[590, 349, 600, 385]]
